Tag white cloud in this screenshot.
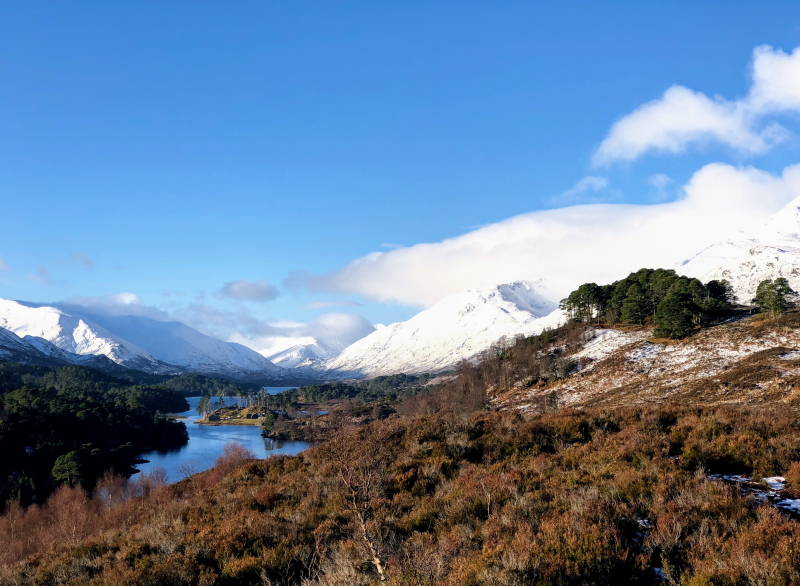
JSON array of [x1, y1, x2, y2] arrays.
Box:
[[293, 162, 800, 307], [557, 176, 609, 202], [65, 292, 171, 320], [748, 45, 800, 112], [593, 44, 800, 165], [647, 173, 673, 189], [227, 312, 375, 357], [0, 256, 9, 272], [220, 279, 279, 302]]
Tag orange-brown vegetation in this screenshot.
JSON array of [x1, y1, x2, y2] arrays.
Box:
[[4, 404, 800, 585]]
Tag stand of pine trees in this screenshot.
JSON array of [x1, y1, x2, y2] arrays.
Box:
[[560, 268, 735, 339]]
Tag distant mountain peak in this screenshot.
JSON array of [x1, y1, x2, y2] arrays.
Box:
[[268, 338, 346, 370]]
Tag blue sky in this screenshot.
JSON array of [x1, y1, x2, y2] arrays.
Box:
[[3, 2, 800, 354]]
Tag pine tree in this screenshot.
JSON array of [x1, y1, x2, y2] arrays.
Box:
[[654, 292, 698, 339], [559, 283, 605, 323], [51, 451, 83, 488], [754, 278, 797, 316], [621, 283, 647, 324]]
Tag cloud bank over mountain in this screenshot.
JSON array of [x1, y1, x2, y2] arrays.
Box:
[[295, 162, 800, 307]]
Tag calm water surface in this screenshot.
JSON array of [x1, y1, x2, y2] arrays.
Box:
[[135, 389, 310, 483]]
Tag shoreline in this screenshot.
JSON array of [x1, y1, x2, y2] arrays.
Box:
[[194, 418, 263, 427]]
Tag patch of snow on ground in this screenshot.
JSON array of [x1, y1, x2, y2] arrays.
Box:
[[776, 499, 800, 513], [627, 344, 661, 362], [574, 329, 648, 362], [764, 476, 787, 490]]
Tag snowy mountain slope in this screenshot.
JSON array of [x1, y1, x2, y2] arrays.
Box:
[[268, 338, 346, 369], [679, 197, 800, 302], [0, 326, 63, 366], [0, 299, 289, 379], [0, 326, 36, 357], [18, 333, 124, 370], [324, 281, 562, 377], [0, 299, 165, 372], [80, 313, 288, 379]]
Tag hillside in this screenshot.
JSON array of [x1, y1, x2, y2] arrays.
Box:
[[7, 310, 800, 583], [5, 403, 800, 584], [493, 311, 800, 414]]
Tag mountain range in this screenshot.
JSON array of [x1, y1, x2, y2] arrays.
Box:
[[0, 299, 290, 381], [5, 196, 800, 381]]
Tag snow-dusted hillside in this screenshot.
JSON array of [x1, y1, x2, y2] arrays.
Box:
[[0, 299, 288, 380], [499, 315, 800, 412], [324, 281, 562, 377], [679, 197, 800, 302], [81, 313, 288, 379]]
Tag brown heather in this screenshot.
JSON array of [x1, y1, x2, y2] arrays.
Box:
[[3, 404, 800, 585]]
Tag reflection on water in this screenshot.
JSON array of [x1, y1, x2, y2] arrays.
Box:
[[135, 391, 310, 483]]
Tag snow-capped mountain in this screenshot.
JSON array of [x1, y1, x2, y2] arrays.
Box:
[[0, 324, 123, 370], [323, 280, 562, 377], [269, 338, 347, 369], [0, 299, 164, 371], [0, 299, 288, 380], [679, 196, 800, 302]]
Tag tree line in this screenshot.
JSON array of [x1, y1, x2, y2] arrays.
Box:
[[0, 360, 189, 510], [276, 373, 428, 406]]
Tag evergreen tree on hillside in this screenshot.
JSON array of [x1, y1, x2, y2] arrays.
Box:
[[559, 283, 606, 323], [706, 279, 736, 307], [754, 278, 797, 316], [621, 283, 647, 325], [654, 292, 698, 339]]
